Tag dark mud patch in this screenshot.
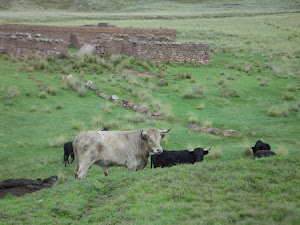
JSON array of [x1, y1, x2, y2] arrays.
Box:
[[0, 175, 58, 198]]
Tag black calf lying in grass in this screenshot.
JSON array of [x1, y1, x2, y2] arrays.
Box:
[[254, 150, 276, 158], [63, 142, 74, 167], [151, 147, 210, 168]]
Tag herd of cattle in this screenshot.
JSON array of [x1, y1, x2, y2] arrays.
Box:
[[63, 128, 276, 179]]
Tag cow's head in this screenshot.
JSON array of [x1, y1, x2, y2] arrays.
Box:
[[141, 128, 170, 155], [188, 147, 211, 162]]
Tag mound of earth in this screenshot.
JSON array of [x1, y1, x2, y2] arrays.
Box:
[[0, 175, 58, 198]]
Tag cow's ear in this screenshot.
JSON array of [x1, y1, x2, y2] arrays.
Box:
[[161, 134, 165, 139], [141, 130, 148, 141]]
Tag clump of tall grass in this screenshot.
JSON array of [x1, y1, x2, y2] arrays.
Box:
[[45, 106, 51, 113], [65, 76, 86, 97], [56, 105, 62, 110], [219, 81, 240, 98], [276, 146, 289, 156], [48, 135, 66, 148], [197, 102, 205, 110], [157, 78, 168, 86], [286, 84, 297, 92], [284, 92, 295, 101], [202, 120, 213, 128], [115, 58, 132, 75], [29, 105, 37, 112], [101, 102, 117, 114], [242, 145, 253, 156], [207, 148, 222, 159], [132, 90, 151, 101], [131, 58, 153, 71], [188, 113, 198, 124], [183, 84, 205, 99], [161, 104, 174, 122], [72, 118, 85, 130], [124, 113, 145, 124], [39, 91, 47, 99], [268, 103, 289, 117], [105, 120, 122, 130], [46, 87, 57, 96], [91, 115, 103, 128], [173, 72, 191, 81], [7, 86, 20, 99]]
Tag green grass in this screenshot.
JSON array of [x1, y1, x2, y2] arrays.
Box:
[[0, 0, 300, 223]]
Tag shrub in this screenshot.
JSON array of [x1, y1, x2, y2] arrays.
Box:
[[157, 78, 168, 86], [284, 92, 295, 101], [7, 86, 20, 99], [173, 72, 185, 80], [25, 91, 31, 96], [268, 103, 289, 117], [183, 84, 205, 99], [48, 135, 66, 148], [39, 91, 47, 99]]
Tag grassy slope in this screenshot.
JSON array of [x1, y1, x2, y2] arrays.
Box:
[[0, 157, 299, 224], [0, 0, 300, 224]]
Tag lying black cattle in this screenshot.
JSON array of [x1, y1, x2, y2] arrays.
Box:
[[252, 140, 271, 154], [254, 150, 276, 158], [63, 142, 74, 167], [151, 147, 211, 168]]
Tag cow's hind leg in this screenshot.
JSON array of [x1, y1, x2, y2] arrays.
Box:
[[76, 160, 95, 179]]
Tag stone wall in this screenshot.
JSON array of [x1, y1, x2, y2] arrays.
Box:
[[0, 23, 209, 64], [0, 24, 176, 49], [0, 32, 68, 59], [93, 36, 210, 64]]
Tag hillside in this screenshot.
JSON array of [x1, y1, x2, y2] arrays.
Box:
[[0, 0, 300, 224]]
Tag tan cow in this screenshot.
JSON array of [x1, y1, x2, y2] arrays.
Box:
[[73, 128, 170, 179]]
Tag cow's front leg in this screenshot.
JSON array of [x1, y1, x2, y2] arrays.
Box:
[[101, 166, 109, 176]]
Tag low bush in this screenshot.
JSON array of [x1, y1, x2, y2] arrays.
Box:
[[7, 86, 20, 99], [286, 84, 297, 92], [65, 76, 86, 97], [220, 81, 240, 98], [188, 113, 198, 124]]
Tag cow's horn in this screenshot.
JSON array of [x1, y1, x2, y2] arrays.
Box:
[[160, 128, 171, 133], [204, 147, 211, 151]]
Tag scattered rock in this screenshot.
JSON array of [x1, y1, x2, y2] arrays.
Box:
[[212, 128, 221, 135], [223, 131, 230, 136], [111, 95, 119, 101]]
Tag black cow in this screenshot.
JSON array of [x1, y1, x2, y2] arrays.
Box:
[[63, 142, 74, 167], [252, 140, 271, 154], [254, 150, 276, 158], [151, 147, 211, 168]]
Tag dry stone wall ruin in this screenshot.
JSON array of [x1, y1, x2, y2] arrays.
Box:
[[0, 23, 209, 64]]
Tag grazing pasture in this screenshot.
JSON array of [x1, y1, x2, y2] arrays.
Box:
[[0, 0, 300, 224]]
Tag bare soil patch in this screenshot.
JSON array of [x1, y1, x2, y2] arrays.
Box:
[[0, 175, 58, 198]]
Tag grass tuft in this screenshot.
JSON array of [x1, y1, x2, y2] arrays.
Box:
[[183, 84, 205, 99], [48, 135, 66, 148]]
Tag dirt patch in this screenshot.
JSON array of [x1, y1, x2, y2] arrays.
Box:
[[0, 175, 58, 198]]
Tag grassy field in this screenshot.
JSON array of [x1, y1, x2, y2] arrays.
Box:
[[0, 0, 300, 224]]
